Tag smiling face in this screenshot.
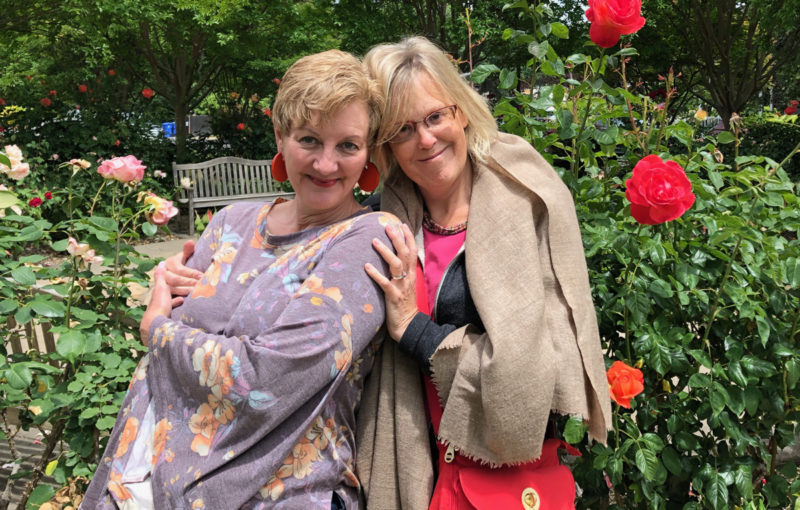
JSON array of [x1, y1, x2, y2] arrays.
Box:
[[275, 101, 369, 221], [387, 73, 470, 198]]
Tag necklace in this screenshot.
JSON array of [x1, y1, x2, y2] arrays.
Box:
[[422, 210, 467, 235]]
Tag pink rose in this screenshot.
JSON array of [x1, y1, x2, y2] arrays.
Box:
[[1, 144, 30, 180], [97, 155, 146, 184], [585, 0, 646, 48], [625, 155, 695, 225], [144, 192, 179, 225]]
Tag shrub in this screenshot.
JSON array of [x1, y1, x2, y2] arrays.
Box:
[[475, 3, 800, 508]]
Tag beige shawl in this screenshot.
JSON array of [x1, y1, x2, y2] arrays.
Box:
[[356, 132, 612, 509]]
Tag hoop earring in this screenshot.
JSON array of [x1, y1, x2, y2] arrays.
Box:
[[271, 152, 288, 182], [358, 162, 379, 192]]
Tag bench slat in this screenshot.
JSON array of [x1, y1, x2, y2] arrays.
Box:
[[172, 157, 293, 235]]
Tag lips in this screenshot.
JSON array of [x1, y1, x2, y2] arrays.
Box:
[[307, 175, 339, 187], [420, 147, 447, 162]]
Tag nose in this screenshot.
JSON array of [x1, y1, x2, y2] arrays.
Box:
[[313, 148, 338, 174], [416, 124, 437, 148]]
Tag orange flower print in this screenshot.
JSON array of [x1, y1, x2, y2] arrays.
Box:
[[189, 403, 220, 456], [334, 314, 354, 372], [114, 417, 139, 458], [259, 476, 284, 501], [191, 499, 205, 509], [208, 393, 236, 424], [107, 470, 132, 501], [151, 418, 173, 466], [192, 242, 238, 299], [192, 340, 236, 396], [297, 274, 343, 303], [290, 438, 322, 479]]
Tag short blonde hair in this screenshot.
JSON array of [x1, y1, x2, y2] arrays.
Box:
[[363, 37, 498, 178], [272, 49, 383, 146]]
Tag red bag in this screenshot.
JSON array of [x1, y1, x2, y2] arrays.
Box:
[[458, 439, 577, 510]]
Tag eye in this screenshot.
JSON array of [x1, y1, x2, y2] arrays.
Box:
[[298, 136, 318, 145], [340, 141, 360, 152], [397, 123, 414, 135], [426, 111, 445, 125]]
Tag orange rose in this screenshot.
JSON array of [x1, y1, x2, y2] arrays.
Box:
[[607, 360, 644, 408]]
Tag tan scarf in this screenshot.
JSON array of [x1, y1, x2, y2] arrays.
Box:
[[356, 132, 611, 509]]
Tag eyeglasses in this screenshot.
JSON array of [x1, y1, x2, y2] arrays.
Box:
[[388, 105, 458, 144]]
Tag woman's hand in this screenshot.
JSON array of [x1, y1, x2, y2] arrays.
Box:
[[164, 240, 203, 306], [140, 262, 173, 347], [365, 223, 419, 342]]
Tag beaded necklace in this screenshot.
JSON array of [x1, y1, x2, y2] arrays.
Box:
[[422, 210, 467, 235]]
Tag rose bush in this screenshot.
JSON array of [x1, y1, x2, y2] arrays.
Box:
[[477, 3, 799, 508], [0, 147, 175, 508]]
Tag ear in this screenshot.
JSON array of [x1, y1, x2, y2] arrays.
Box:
[[274, 125, 283, 152], [457, 108, 469, 130]]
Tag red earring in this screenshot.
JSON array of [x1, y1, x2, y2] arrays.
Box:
[[271, 152, 287, 182], [358, 162, 379, 192]]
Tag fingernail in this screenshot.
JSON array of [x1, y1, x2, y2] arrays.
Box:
[[158, 261, 166, 270]]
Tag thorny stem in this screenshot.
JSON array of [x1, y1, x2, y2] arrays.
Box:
[[17, 420, 66, 510], [619, 57, 646, 154], [88, 179, 107, 216], [571, 92, 595, 178]]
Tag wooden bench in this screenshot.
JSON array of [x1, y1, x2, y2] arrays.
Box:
[[172, 156, 294, 235]]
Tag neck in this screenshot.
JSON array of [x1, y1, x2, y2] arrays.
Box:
[[272, 197, 361, 234], [419, 161, 473, 227]]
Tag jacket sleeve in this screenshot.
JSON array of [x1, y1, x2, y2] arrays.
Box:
[[146, 213, 399, 439]]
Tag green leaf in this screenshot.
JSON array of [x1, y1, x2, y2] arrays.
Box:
[[469, 64, 500, 84], [688, 372, 710, 388], [705, 474, 729, 510], [755, 315, 770, 347], [716, 131, 736, 144], [79, 407, 101, 420], [741, 355, 776, 377], [786, 359, 800, 389], [56, 330, 86, 362], [11, 266, 36, 286], [786, 258, 800, 288], [661, 446, 682, 475], [27, 484, 55, 507], [528, 41, 549, 59], [30, 298, 65, 318], [96, 415, 117, 430], [45, 459, 58, 476], [0, 299, 18, 314], [89, 215, 118, 232], [498, 68, 517, 90], [546, 22, 568, 39], [635, 447, 659, 481], [142, 222, 157, 236], [5, 364, 33, 389], [563, 416, 587, 444], [0, 190, 21, 209], [0, 153, 10, 167], [734, 464, 753, 500]]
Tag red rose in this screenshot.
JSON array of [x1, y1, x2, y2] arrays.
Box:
[[114, 139, 121, 146], [263, 108, 271, 117], [0, 127, 4, 133], [44, 191, 52, 200], [40, 97, 52, 107], [78, 84, 88, 93], [607, 361, 644, 408], [272, 78, 281, 85], [790, 99, 799, 107], [29, 197, 43, 207], [40, 80, 46, 85], [785, 106, 798, 115], [236, 122, 245, 131], [0, 98, 6, 105], [49, 90, 57, 96], [585, 0, 646, 48], [142, 88, 155, 99], [625, 154, 695, 225], [108, 69, 116, 76]]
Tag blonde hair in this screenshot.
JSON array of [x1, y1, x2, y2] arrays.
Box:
[[272, 49, 383, 146], [363, 37, 498, 178]]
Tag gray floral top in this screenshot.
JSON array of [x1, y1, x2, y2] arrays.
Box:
[[82, 202, 399, 509]]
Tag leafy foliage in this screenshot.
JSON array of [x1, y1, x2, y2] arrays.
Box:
[[482, 2, 800, 508]]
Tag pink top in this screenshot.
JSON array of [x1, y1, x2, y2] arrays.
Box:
[[421, 228, 466, 315]]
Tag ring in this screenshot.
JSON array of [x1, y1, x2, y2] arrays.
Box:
[[392, 271, 407, 280]]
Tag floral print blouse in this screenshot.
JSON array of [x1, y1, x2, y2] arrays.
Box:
[[82, 202, 399, 510]]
